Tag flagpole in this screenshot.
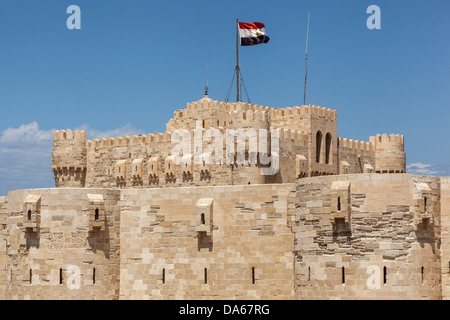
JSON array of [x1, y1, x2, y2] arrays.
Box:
[[236, 18, 240, 102], [303, 12, 310, 106]]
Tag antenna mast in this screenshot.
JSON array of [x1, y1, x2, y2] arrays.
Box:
[[205, 54, 209, 96], [303, 12, 310, 106]]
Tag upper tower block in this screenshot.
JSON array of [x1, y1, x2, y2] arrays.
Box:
[[52, 129, 87, 187], [166, 96, 270, 132], [370, 134, 406, 173]]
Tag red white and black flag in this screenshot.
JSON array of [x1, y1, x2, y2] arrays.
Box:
[[238, 22, 270, 46]]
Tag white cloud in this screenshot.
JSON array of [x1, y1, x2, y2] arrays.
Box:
[[406, 163, 450, 176], [0, 122, 54, 146]]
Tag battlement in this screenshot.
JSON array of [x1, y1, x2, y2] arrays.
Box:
[[270, 104, 337, 121], [177, 98, 336, 124], [53, 129, 86, 141], [370, 133, 404, 147], [87, 132, 171, 149], [338, 137, 374, 152], [275, 128, 309, 147]]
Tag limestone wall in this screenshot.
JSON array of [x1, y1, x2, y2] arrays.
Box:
[[337, 138, 376, 174], [0, 196, 8, 299], [294, 174, 441, 300], [119, 184, 296, 300], [440, 177, 450, 299], [3, 189, 120, 300]]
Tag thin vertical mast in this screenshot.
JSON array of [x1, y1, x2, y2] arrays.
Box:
[[205, 54, 209, 96], [303, 12, 310, 106], [236, 19, 240, 102]]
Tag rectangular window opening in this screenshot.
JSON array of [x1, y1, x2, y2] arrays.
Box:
[[252, 267, 255, 285]]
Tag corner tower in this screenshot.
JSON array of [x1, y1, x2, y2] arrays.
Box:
[[52, 129, 87, 187], [370, 134, 406, 173]]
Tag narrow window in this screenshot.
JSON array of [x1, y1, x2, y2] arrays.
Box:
[[217, 120, 220, 126], [29, 269, 32, 284], [252, 267, 255, 284], [337, 197, 341, 212], [308, 267, 311, 281], [168, 163, 171, 170], [325, 133, 332, 164], [383, 266, 387, 285], [201, 213, 205, 225], [135, 166, 138, 172], [202, 120, 205, 128], [59, 268, 63, 285], [316, 131, 323, 163], [151, 164, 154, 171], [27, 210, 32, 221], [119, 167, 121, 173], [342, 267, 345, 284], [162, 268, 165, 284], [93, 268, 96, 285], [204, 268, 208, 284], [421, 266, 424, 284], [95, 208, 99, 221], [424, 197, 428, 212]]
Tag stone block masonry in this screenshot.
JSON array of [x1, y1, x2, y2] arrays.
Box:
[[0, 174, 449, 299]]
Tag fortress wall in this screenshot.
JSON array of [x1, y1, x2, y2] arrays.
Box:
[[337, 138, 376, 174], [3, 189, 121, 300], [84, 126, 292, 189], [294, 174, 441, 300], [119, 184, 296, 300], [272, 129, 310, 183], [0, 197, 8, 298], [440, 177, 450, 299]]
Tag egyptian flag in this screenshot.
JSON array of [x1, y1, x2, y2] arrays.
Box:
[[238, 22, 270, 46]]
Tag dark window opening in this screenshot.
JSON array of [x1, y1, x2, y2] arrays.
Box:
[[342, 267, 345, 284], [204, 268, 208, 284], [93, 268, 96, 285], [59, 268, 63, 285], [252, 267, 255, 284], [162, 268, 165, 284], [316, 131, 323, 163], [337, 197, 341, 212], [27, 210, 32, 221], [421, 266, 424, 284], [29, 269, 32, 284], [383, 266, 387, 285], [424, 197, 428, 212], [325, 133, 332, 164], [95, 208, 99, 222], [201, 213, 205, 225]]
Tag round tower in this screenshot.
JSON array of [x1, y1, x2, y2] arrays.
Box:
[[371, 134, 406, 173], [52, 129, 87, 187]]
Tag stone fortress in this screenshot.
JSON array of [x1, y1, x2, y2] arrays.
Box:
[[0, 95, 449, 300]]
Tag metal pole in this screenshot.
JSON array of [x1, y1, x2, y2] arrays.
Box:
[[304, 12, 310, 106], [236, 19, 240, 102]]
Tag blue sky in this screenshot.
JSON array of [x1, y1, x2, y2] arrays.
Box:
[[0, 0, 449, 196]]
